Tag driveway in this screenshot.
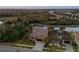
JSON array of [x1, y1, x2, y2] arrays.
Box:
[[64, 44, 74, 52], [32, 41, 45, 51]]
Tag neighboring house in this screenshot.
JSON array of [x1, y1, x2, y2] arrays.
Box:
[[74, 32, 79, 47], [32, 24, 48, 41], [75, 32, 79, 40], [58, 30, 71, 45], [53, 29, 71, 46]]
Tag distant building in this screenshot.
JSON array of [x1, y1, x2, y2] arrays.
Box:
[[32, 24, 48, 41], [49, 10, 54, 14], [54, 27, 60, 30]]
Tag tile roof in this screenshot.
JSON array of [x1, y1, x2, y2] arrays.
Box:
[[75, 32, 79, 41], [32, 26, 48, 39]]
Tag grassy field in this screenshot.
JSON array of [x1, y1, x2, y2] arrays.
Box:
[[14, 39, 35, 46]]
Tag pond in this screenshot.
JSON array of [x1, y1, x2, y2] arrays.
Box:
[[54, 26, 79, 32], [65, 27, 79, 32]]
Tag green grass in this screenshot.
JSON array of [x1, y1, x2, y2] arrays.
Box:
[[43, 44, 65, 52], [72, 46, 79, 52], [21, 39, 34, 46], [14, 39, 34, 46], [12, 38, 35, 49], [12, 44, 33, 49]]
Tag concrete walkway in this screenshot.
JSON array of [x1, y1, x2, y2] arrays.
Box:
[[32, 41, 45, 51]]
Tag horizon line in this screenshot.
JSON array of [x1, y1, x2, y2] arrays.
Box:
[[0, 6, 79, 9]]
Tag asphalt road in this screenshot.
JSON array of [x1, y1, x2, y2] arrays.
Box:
[[0, 44, 74, 52], [0, 46, 42, 52]]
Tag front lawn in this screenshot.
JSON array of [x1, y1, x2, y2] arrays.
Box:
[[43, 44, 65, 52], [14, 39, 35, 46]]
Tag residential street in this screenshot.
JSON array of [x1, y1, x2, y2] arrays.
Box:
[[0, 46, 42, 52], [0, 44, 74, 52]]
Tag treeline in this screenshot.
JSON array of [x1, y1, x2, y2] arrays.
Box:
[[24, 13, 79, 25], [0, 9, 48, 17]]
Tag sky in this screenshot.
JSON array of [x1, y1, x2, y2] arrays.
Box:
[[0, 6, 79, 9]]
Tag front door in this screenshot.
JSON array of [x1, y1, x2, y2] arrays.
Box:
[[37, 39, 42, 41]]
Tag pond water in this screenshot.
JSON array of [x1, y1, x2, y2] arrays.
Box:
[[54, 26, 79, 32], [65, 27, 79, 32]]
